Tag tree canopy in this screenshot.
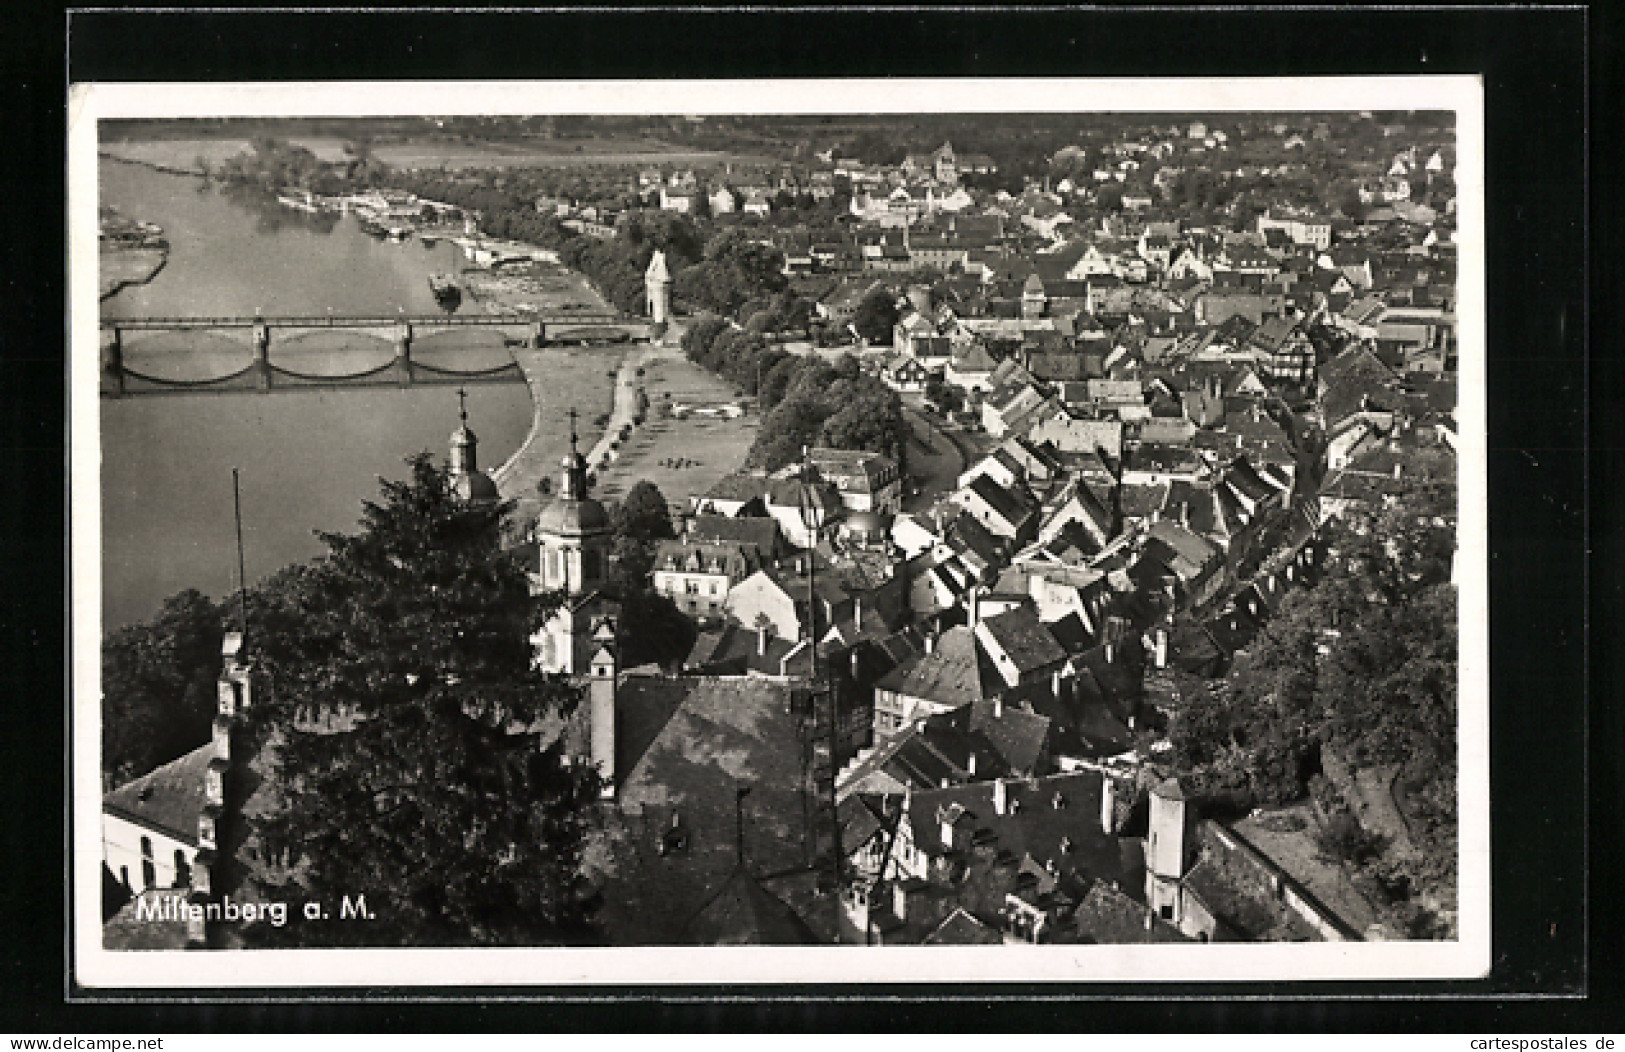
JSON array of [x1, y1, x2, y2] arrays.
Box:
[[1166, 477, 1459, 931], [850, 286, 901, 345], [101, 589, 226, 785], [241, 454, 600, 946]]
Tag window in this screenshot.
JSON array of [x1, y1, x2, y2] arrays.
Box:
[[1160, 903, 1173, 920], [138, 835, 156, 889], [174, 850, 191, 888]]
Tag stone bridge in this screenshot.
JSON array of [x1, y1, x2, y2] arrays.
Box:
[[100, 312, 650, 396]]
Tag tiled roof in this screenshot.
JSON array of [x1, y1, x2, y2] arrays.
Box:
[[682, 866, 819, 945], [905, 770, 1135, 897], [964, 474, 1036, 530], [1143, 519, 1220, 581], [653, 538, 758, 580], [978, 606, 1068, 675], [103, 743, 216, 846], [923, 906, 1004, 945], [701, 473, 773, 504], [969, 698, 1053, 775], [876, 627, 995, 711], [1072, 882, 1191, 944], [688, 514, 781, 560]]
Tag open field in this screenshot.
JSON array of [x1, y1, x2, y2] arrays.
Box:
[[100, 135, 776, 174], [589, 355, 758, 514], [458, 264, 610, 317]]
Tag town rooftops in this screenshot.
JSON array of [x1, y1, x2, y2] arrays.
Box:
[[904, 770, 1138, 897]]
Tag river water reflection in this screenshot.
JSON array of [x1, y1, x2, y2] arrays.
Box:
[[98, 162, 542, 632], [100, 161, 482, 319]]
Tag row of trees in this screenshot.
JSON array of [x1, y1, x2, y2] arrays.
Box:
[[680, 314, 907, 473]]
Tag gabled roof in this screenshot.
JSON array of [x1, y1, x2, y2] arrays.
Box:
[[1072, 881, 1191, 944], [903, 770, 1134, 896], [969, 698, 1053, 776], [876, 626, 995, 711], [682, 866, 819, 945], [977, 606, 1068, 676], [923, 906, 1004, 945], [700, 473, 773, 504], [1142, 519, 1220, 582], [103, 743, 216, 846], [963, 474, 1037, 530], [688, 514, 781, 560]]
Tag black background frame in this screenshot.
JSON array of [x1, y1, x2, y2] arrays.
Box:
[[2, 3, 1605, 1032]]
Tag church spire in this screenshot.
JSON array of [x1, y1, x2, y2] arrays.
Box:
[[560, 406, 588, 501], [450, 386, 477, 477]]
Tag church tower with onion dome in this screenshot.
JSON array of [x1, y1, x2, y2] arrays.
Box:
[[530, 410, 618, 675], [448, 389, 499, 505], [534, 409, 611, 595]]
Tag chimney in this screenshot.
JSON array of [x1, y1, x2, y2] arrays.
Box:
[[993, 778, 1008, 816], [758, 623, 769, 655], [967, 752, 977, 777], [853, 596, 862, 631], [1100, 776, 1117, 834], [1393, 462, 1403, 480], [1155, 626, 1169, 668], [1179, 502, 1190, 528], [993, 693, 1004, 720], [1052, 669, 1062, 696], [924, 631, 935, 655]]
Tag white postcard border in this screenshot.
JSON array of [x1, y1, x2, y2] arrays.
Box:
[[70, 76, 1488, 988]]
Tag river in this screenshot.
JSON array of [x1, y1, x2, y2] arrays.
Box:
[[98, 162, 553, 633], [99, 161, 479, 318]]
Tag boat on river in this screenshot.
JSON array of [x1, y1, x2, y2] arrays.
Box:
[[428, 273, 462, 311]]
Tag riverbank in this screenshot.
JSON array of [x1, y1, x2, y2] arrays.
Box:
[[99, 149, 203, 178], [98, 201, 171, 300], [100, 245, 168, 301]]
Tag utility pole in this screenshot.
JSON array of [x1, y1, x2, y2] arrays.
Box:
[[232, 468, 248, 636], [800, 446, 842, 896]]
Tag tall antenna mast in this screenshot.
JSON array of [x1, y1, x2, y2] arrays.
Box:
[[232, 467, 248, 636]]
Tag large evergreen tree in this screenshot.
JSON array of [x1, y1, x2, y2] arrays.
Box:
[[242, 454, 601, 946]]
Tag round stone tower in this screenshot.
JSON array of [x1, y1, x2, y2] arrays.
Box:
[[645, 250, 672, 325]]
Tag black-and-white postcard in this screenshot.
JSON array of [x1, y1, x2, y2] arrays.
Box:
[[70, 77, 1488, 987]]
